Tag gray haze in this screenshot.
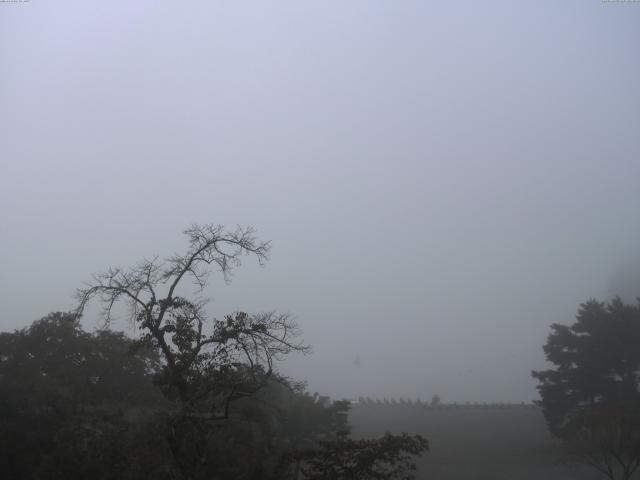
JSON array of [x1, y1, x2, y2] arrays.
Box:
[[1, 1, 639, 403]]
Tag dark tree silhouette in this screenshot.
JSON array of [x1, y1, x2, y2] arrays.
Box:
[[283, 432, 428, 480], [75, 224, 308, 416], [532, 297, 640, 480], [0, 312, 168, 480], [73, 223, 428, 479]]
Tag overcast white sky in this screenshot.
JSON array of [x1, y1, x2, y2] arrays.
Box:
[[1, 1, 639, 403]]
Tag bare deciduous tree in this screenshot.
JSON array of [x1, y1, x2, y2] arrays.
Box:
[[75, 223, 309, 419]]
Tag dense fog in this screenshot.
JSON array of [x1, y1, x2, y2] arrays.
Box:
[[2, 0, 639, 406]]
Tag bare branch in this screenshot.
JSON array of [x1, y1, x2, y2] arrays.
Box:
[[74, 224, 306, 422], [163, 224, 270, 301]]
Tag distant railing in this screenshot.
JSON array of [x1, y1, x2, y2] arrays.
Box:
[[347, 398, 540, 410]]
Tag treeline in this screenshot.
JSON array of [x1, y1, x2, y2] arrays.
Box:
[[0, 312, 427, 480]]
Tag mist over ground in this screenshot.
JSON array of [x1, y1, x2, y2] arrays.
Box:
[[1, 1, 639, 405]]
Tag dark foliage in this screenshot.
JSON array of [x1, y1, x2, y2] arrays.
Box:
[[1, 224, 428, 479], [281, 432, 429, 480], [0, 312, 168, 480], [532, 297, 640, 480], [0, 313, 427, 479]]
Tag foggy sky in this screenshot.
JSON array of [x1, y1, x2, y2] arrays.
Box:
[[1, 1, 639, 403]]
